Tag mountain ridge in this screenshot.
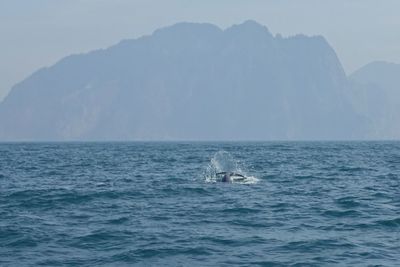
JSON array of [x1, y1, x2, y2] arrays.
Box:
[[0, 21, 390, 140]]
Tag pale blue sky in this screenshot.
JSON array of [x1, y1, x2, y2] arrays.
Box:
[[1, 0, 400, 100]]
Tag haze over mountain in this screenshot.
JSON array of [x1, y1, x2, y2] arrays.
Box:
[[348, 61, 400, 139], [0, 21, 397, 141]]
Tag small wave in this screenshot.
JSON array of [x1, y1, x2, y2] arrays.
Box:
[[280, 238, 356, 253], [106, 216, 130, 225], [322, 209, 361, 218], [221, 207, 261, 214], [338, 166, 371, 172], [375, 218, 400, 228], [294, 174, 315, 179], [335, 196, 363, 209]]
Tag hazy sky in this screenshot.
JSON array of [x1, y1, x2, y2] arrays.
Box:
[[1, 0, 400, 100]]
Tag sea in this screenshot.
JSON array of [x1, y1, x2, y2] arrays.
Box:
[[0, 142, 399, 266]]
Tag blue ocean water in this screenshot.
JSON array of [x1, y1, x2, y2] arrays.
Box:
[[0, 142, 399, 266]]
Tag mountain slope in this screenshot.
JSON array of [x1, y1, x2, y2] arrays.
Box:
[[0, 21, 364, 140], [349, 61, 400, 139]]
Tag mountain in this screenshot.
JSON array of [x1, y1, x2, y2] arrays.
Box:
[[349, 61, 400, 139], [0, 20, 366, 141]]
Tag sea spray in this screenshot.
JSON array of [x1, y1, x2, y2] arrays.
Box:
[[203, 151, 259, 184]]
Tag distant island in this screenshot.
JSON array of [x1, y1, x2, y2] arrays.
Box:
[[0, 20, 399, 141]]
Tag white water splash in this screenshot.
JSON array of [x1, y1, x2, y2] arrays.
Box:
[[204, 151, 259, 184]]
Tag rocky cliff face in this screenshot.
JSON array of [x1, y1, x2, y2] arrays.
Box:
[[0, 20, 366, 140]]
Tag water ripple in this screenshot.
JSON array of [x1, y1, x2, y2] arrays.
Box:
[[0, 142, 399, 266]]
